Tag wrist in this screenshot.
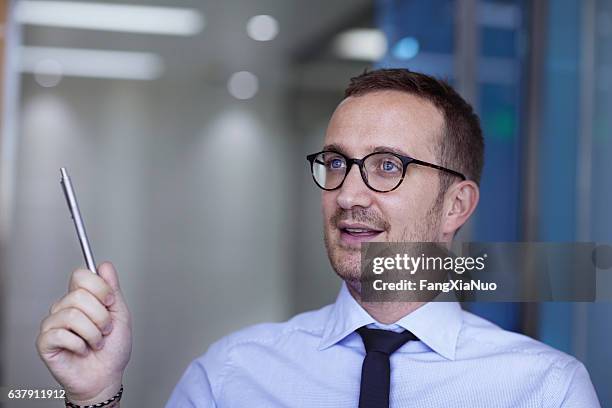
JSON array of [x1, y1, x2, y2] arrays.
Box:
[[65, 379, 123, 406]]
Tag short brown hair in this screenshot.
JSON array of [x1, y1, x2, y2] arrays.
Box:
[[344, 68, 484, 194]]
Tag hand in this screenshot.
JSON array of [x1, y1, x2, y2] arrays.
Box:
[[36, 262, 132, 404]]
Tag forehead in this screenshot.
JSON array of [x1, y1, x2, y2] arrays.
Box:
[[324, 90, 444, 161]]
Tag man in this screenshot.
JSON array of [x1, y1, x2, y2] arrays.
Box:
[[36, 69, 600, 407]]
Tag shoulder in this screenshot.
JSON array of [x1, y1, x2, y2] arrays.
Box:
[[458, 310, 595, 391], [209, 302, 332, 353], [459, 311, 576, 368], [457, 310, 599, 405], [194, 303, 333, 378], [169, 305, 334, 403], [458, 309, 576, 368]]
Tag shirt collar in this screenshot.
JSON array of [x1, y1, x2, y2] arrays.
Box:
[[318, 281, 463, 360]]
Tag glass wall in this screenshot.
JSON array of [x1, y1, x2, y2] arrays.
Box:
[[377, 0, 612, 403], [377, 0, 525, 331]]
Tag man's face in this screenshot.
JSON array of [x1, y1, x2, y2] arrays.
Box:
[[322, 90, 447, 287]]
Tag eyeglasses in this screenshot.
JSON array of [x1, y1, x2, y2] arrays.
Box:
[[306, 150, 466, 193]]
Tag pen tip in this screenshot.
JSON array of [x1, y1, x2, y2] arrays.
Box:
[[60, 167, 68, 178]]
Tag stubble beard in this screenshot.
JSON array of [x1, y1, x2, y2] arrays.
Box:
[[324, 201, 443, 293]]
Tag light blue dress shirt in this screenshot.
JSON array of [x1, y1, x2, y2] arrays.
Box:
[[166, 282, 600, 407]]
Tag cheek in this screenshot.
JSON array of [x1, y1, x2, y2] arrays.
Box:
[[392, 174, 439, 212], [321, 192, 337, 219], [380, 194, 429, 231]]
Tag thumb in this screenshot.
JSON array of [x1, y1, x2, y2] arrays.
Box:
[[97, 262, 129, 315], [97, 261, 121, 292]]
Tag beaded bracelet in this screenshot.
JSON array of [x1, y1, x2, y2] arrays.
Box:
[[64, 385, 123, 408]]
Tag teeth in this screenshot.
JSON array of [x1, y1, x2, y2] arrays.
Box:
[[346, 228, 371, 233]]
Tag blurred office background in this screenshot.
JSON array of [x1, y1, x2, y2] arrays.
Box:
[[0, 0, 611, 406]]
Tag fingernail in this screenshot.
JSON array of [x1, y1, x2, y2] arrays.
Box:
[[104, 294, 115, 306], [96, 338, 105, 350], [102, 322, 113, 335]]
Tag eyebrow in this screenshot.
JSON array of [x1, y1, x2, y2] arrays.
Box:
[[322, 143, 346, 154], [321, 143, 412, 157], [371, 145, 410, 156]]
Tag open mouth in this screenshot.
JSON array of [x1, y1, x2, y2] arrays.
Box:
[[337, 222, 384, 244], [341, 227, 382, 237]]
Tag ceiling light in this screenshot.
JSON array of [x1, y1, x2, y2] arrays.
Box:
[[246, 15, 279, 41], [391, 37, 420, 60], [20, 46, 164, 80], [15, 1, 205, 36], [333, 29, 387, 61], [34, 59, 63, 87], [227, 71, 259, 100]]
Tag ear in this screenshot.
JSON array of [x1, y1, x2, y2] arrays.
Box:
[[440, 180, 479, 237]]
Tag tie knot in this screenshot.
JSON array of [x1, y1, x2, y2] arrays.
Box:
[[357, 326, 417, 355]]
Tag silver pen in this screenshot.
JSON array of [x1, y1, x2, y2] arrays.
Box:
[[60, 167, 97, 274]]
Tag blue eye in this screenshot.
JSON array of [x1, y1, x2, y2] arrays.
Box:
[[382, 160, 399, 172], [329, 158, 344, 169]]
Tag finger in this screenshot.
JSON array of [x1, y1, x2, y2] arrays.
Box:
[[69, 268, 114, 307], [37, 328, 89, 357], [97, 262, 121, 292], [97, 262, 129, 314], [41, 308, 104, 350], [50, 289, 113, 335]]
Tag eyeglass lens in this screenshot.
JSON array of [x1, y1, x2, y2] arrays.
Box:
[[311, 152, 404, 192]]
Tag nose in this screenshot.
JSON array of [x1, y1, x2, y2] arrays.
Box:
[[336, 163, 373, 210]]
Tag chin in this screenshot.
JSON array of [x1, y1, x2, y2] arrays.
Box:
[[327, 243, 362, 281]]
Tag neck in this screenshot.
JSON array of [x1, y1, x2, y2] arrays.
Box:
[[346, 281, 425, 324]]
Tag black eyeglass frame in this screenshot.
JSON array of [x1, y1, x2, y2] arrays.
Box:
[[306, 150, 467, 193]]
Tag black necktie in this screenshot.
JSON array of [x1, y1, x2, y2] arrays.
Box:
[[356, 326, 417, 408]]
